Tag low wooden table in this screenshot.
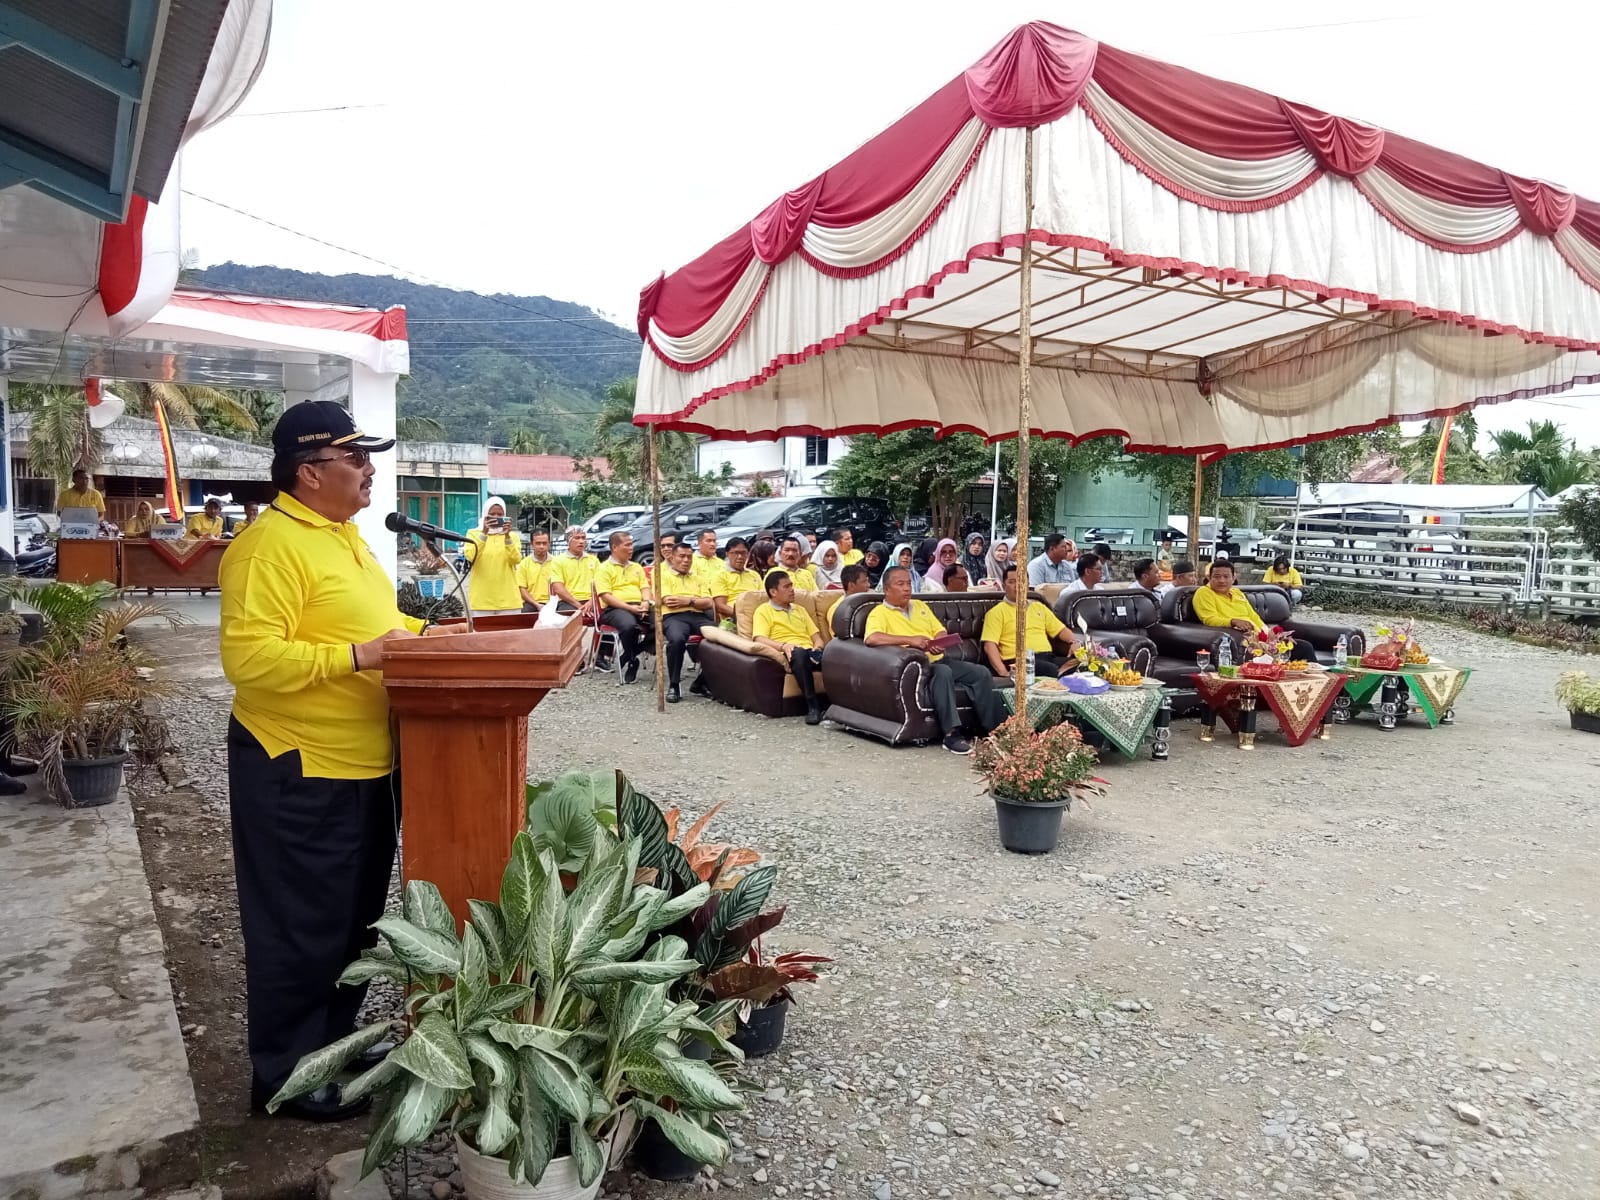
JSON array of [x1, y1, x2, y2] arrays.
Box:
[[1190, 670, 1345, 750], [1329, 663, 1471, 729], [999, 681, 1172, 760], [121, 537, 226, 593]]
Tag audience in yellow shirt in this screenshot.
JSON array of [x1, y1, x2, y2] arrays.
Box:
[[1193, 561, 1317, 661], [980, 565, 1078, 678], [462, 497, 525, 613], [186, 499, 225, 539], [752, 570, 826, 724], [549, 527, 600, 608], [658, 543, 716, 702], [715, 537, 764, 622], [1262, 555, 1305, 603], [594, 531, 654, 682], [514, 531, 556, 608]]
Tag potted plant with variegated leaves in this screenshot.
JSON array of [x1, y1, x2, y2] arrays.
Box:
[[1556, 670, 1600, 734], [267, 817, 747, 1200]]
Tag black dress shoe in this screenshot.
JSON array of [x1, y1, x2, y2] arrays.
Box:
[[666, 686, 681, 703], [250, 1078, 371, 1122], [689, 678, 711, 697], [2, 757, 38, 777], [0, 773, 25, 796]]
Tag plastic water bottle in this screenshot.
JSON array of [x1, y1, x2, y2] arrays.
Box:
[[1217, 638, 1232, 669], [1024, 649, 1037, 688], [1334, 634, 1348, 664]]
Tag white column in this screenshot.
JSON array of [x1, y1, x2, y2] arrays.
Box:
[[0, 378, 14, 558], [349, 362, 399, 582]]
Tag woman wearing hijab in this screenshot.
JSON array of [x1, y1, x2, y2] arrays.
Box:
[[983, 537, 1015, 587], [122, 499, 158, 538], [887, 542, 923, 593], [912, 537, 939, 577], [921, 538, 961, 593], [864, 541, 889, 586], [463, 495, 526, 614], [960, 533, 989, 586], [749, 538, 778, 576], [811, 539, 846, 589]]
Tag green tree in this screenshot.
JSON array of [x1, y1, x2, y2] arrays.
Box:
[[1394, 413, 1490, 483], [1487, 419, 1595, 495], [1557, 487, 1600, 557], [12, 385, 102, 485], [505, 427, 547, 455], [123, 381, 258, 434], [395, 414, 449, 441], [591, 378, 696, 490]]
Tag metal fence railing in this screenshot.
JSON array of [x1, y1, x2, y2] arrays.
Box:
[[1252, 514, 1599, 617]]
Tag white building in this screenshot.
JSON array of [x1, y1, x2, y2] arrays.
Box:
[[695, 435, 848, 496]]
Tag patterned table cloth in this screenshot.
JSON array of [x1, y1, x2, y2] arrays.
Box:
[[1190, 671, 1345, 748], [1000, 683, 1170, 759], [1330, 664, 1471, 729]]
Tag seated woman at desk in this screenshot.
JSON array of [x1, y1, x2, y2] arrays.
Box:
[[186, 498, 225, 539], [122, 500, 159, 537]]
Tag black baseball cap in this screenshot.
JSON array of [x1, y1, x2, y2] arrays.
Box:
[[272, 400, 395, 455]]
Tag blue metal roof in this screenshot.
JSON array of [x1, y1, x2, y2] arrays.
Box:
[[0, 0, 229, 222]]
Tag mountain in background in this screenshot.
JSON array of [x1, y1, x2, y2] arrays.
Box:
[[188, 263, 641, 452]]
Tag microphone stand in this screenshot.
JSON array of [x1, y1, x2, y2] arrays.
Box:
[[422, 538, 475, 633]]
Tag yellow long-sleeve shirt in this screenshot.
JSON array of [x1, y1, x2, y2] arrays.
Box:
[[1191, 585, 1264, 631], [220, 493, 424, 779], [463, 528, 525, 611]]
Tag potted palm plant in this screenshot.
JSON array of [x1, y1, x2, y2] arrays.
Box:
[[1555, 671, 1600, 734], [269, 826, 746, 1199], [0, 581, 181, 806], [972, 715, 1108, 854]]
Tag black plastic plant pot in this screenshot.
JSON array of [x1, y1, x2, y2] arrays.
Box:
[[1572, 711, 1600, 734], [632, 1118, 703, 1182], [62, 753, 127, 808], [732, 996, 790, 1059], [992, 793, 1069, 854]]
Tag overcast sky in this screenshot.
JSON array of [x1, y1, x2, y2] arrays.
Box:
[[181, 0, 1600, 448]]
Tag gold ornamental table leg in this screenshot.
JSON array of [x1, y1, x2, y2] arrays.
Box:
[[1237, 688, 1258, 750], [1317, 722, 1331, 740]]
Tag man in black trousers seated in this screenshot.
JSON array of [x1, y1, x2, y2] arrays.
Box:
[[658, 541, 715, 702], [751, 569, 827, 724], [593, 530, 655, 683]]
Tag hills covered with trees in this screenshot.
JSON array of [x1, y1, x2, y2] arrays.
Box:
[[187, 263, 642, 453]]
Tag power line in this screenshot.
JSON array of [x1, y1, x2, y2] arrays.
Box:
[[231, 104, 387, 117], [182, 190, 642, 345]]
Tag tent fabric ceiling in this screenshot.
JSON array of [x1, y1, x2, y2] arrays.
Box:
[[634, 22, 1600, 456]]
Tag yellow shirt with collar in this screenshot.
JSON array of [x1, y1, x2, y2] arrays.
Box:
[[59, 485, 105, 516], [721, 566, 764, 603], [514, 554, 555, 604], [219, 493, 425, 780], [660, 565, 712, 615], [1192, 585, 1264, 631], [1263, 565, 1303, 588], [840, 548, 864, 566], [752, 600, 819, 648], [865, 598, 949, 662], [186, 513, 224, 539], [550, 552, 599, 601], [594, 558, 648, 606], [981, 598, 1066, 659], [689, 552, 724, 585], [765, 563, 817, 591]]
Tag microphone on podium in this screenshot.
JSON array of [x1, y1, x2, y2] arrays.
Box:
[[384, 512, 469, 543]]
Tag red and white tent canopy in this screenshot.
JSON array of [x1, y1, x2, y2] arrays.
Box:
[[634, 23, 1600, 456]]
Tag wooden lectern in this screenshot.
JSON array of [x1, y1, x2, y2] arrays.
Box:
[[382, 615, 584, 920]]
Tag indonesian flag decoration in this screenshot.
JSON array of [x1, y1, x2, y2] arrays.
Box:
[[84, 377, 126, 429], [151, 399, 185, 524]]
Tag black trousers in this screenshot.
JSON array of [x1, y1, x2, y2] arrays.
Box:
[[997, 652, 1073, 680], [788, 645, 823, 705], [662, 612, 713, 685], [227, 718, 398, 1092], [602, 607, 654, 665], [929, 658, 1008, 736]]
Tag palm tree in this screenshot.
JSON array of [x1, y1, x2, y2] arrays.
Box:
[[592, 377, 694, 487], [17, 386, 102, 485], [1398, 412, 1489, 483], [124, 381, 258, 435], [1487, 419, 1594, 494], [505, 427, 547, 455], [395, 415, 448, 441]]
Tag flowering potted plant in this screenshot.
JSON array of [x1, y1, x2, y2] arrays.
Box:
[[972, 715, 1108, 854], [1555, 671, 1600, 734], [1070, 639, 1123, 677], [1240, 625, 1294, 680]]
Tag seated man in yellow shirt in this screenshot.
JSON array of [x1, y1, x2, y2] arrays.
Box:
[[594, 531, 654, 683], [752, 569, 826, 724], [1262, 554, 1305, 604], [186, 498, 225, 539], [1193, 560, 1317, 661], [515, 530, 556, 611], [864, 565, 1007, 755], [658, 541, 716, 702], [549, 526, 600, 612], [715, 537, 764, 623], [981, 564, 1079, 679], [766, 534, 817, 591], [689, 528, 723, 586], [833, 527, 864, 567], [824, 563, 873, 635]]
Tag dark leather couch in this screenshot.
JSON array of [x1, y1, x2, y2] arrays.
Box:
[[696, 590, 842, 719], [1155, 584, 1365, 666], [821, 590, 1013, 745], [1052, 587, 1180, 683]]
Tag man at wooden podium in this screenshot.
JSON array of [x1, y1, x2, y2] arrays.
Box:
[[219, 401, 435, 1123]]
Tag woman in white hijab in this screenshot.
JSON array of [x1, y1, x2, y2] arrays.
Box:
[[463, 495, 525, 613], [811, 539, 845, 589], [885, 542, 924, 593]]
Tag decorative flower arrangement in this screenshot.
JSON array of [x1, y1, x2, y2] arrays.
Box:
[[1364, 620, 1420, 669], [972, 715, 1108, 805], [1240, 624, 1294, 679], [1070, 639, 1124, 677]]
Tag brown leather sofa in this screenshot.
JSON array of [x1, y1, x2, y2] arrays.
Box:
[[696, 589, 846, 718], [1155, 584, 1365, 665], [1051, 586, 1174, 679]]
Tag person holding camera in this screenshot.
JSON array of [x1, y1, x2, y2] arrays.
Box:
[[462, 496, 525, 614]]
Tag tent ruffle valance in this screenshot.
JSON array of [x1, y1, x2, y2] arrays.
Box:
[[634, 22, 1600, 455]]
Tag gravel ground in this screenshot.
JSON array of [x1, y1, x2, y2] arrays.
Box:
[[139, 610, 1600, 1200]]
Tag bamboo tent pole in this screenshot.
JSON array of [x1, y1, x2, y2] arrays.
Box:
[[1190, 455, 1204, 571], [1013, 126, 1036, 726], [649, 423, 665, 714]]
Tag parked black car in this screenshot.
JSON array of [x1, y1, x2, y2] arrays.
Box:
[[606, 495, 758, 565], [712, 495, 900, 552]]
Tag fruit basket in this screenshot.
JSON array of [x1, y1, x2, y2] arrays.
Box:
[[1240, 661, 1286, 681]]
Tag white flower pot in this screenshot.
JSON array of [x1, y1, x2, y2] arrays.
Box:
[[455, 1134, 607, 1200]]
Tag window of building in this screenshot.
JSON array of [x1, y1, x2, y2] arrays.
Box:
[[804, 436, 829, 467]]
